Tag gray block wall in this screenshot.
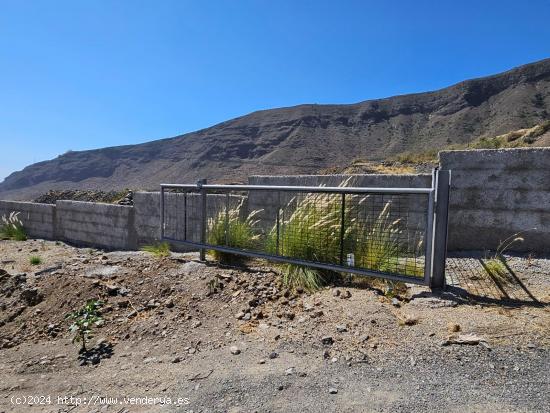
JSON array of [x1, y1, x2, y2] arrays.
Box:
[[0, 200, 56, 239], [440, 148, 550, 252], [55, 200, 137, 250], [133, 191, 245, 247], [2, 148, 550, 254]]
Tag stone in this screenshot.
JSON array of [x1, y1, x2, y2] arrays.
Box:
[[398, 314, 418, 326], [321, 336, 334, 345], [181, 261, 205, 276], [340, 290, 352, 299], [391, 298, 400, 307], [447, 322, 461, 333], [20, 288, 43, 306], [329, 387, 338, 394], [336, 325, 347, 333], [230, 346, 241, 355], [269, 352, 278, 359], [172, 357, 182, 363]]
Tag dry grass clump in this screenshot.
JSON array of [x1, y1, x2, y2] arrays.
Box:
[[0, 212, 27, 241]]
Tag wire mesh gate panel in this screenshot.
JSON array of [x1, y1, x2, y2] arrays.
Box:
[[160, 171, 451, 287]]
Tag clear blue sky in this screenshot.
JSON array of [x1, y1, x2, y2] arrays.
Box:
[[1, 0, 549, 181]]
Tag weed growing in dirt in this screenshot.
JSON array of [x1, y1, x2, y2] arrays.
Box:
[[140, 242, 171, 258], [483, 229, 535, 283], [29, 256, 42, 265], [0, 211, 27, 241], [207, 277, 223, 294], [66, 300, 103, 352], [207, 204, 261, 264]]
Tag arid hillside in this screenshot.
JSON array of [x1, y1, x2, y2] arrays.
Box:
[[1, 58, 550, 200]]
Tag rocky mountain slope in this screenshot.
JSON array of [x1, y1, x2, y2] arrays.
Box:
[[1, 58, 549, 200]]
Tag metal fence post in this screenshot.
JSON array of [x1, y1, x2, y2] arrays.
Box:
[[276, 191, 281, 255], [339, 193, 346, 265], [160, 186, 165, 240], [431, 169, 451, 289], [198, 179, 207, 261]]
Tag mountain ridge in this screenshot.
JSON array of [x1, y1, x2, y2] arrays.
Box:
[[1, 58, 549, 200]]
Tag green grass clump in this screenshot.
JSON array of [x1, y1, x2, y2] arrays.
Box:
[[29, 256, 42, 265], [483, 257, 508, 282], [207, 206, 261, 264], [354, 204, 424, 277], [140, 241, 171, 258], [354, 202, 401, 272], [0, 212, 27, 241], [267, 188, 423, 291], [267, 192, 347, 291]]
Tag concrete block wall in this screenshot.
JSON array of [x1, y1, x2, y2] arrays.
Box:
[[55, 200, 137, 250], [440, 148, 550, 252], [2, 148, 550, 254], [0, 200, 56, 239], [133, 191, 245, 247]]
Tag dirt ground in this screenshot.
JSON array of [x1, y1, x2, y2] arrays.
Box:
[[0, 239, 549, 413]]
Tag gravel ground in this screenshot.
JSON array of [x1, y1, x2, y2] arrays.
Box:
[[0, 240, 548, 412]]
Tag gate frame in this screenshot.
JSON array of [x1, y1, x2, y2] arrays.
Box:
[[160, 169, 450, 288]]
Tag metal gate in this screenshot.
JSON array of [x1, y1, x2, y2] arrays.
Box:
[[160, 169, 450, 287]]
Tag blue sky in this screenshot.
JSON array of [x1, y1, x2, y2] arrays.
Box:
[[1, 0, 549, 181]]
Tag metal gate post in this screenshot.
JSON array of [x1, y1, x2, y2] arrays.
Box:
[[431, 169, 451, 289], [198, 179, 207, 261], [160, 186, 165, 239]]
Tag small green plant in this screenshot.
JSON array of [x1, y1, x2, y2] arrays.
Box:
[[66, 300, 104, 352], [140, 241, 171, 258], [207, 276, 223, 294], [29, 256, 42, 265], [483, 229, 535, 283], [207, 203, 261, 264], [0, 211, 27, 241], [483, 257, 508, 282]]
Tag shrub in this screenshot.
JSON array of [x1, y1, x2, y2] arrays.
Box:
[[140, 242, 171, 258], [207, 205, 262, 264], [0, 212, 27, 241], [29, 256, 42, 265], [66, 299, 103, 352]]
